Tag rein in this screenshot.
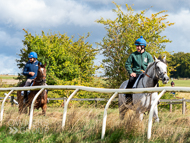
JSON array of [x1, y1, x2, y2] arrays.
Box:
[[34, 74, 46, 85], [142, 61, 160, 88], [145, 73, 151, 78], [34, 79, 46, 85]]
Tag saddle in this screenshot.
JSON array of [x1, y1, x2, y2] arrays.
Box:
[[21, 80, 34, 96], [132, 73, 144, 88], [123, 73, 144, 89], [124, 73, 144, 104]]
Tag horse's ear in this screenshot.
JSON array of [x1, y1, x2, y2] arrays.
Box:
[[44, 63, 46, 67], [38, 62, 41, 67], [163, 55, 166, 63], [153, 55, 158, 61]]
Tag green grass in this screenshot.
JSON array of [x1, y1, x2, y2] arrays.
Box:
[[1, 105, 190, 143], [0, 75, 17, 79], [165, 79, 190, 87]]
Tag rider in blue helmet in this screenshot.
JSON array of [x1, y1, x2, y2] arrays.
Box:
[[125, 36, 153, 103], [135, 36, 147, 50], [22, 51, 41, 103], [28, 51, 38, 59]]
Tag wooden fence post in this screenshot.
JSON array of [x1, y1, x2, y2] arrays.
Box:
[[95, 100, 97, 108], [170, 101, 172, 112], [182, 98, 186, 115], [11, 96, 14, 107]]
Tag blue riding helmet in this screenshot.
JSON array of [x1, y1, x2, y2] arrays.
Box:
[[28, 52, 38, 59], [135, 36, 146, 47]]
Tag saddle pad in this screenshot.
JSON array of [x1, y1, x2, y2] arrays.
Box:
[[132, 73, 144, 88]]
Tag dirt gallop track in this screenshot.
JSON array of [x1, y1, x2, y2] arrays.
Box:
[[2, 79, 19, 85], [0, 75, 19, 85]]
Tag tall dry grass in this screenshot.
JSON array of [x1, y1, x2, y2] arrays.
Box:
[[1, 103, 190, 142]]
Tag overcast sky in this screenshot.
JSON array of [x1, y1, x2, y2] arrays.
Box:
[[0, 0, 190, 75]]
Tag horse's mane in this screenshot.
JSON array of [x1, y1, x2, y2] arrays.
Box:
[[144, 55, 167, 74], [41, 65, 45, 68], [158, 55, 167, 64], [144, 62, 154, 74]]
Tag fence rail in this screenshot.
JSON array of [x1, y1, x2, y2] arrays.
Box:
[[1, 96, 188, 114], [1, 96, 190, 102], [0, 85, 190, 140]]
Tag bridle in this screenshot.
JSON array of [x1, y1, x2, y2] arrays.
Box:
[[34, 67, 46, 85], [142, 61, 167, 87], [144, 61, 167, 79], [141, 61, 167, 111], [35, 78, 46, 85]]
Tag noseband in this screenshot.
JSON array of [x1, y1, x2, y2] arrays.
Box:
[[35, 78, 46, 85], [144, 61, 167, 80], [142, 61, 167, 88], [34, 68, 46, 85]]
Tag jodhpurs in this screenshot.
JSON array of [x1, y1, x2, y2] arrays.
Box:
[[126, 74, 140, 89], [24, 79, 33, 87], [125, 74, 140, 99]]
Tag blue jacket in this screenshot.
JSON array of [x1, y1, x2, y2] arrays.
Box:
[[23, 60, 41, 79]]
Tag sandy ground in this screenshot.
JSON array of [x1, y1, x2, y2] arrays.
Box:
[[177, 92, 190, 99], [2, 79, 19, 85]]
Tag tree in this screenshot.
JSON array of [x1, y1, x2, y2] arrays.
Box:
[[96, 2, 174, 88], [169, 52, 190, 78], [17, 30, 99, 85], [16, 30, 105, 106]]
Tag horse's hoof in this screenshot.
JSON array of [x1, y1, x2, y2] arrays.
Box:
[[155, 118, 159, 123]]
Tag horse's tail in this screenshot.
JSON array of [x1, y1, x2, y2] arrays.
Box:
[[118, 80, 128, 107], [118, 80, 130, 120]]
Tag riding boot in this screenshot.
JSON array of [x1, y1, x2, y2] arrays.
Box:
[[125, 94, 132, 104], [23, 91, 28, 104], [125, 75, 139, 104]]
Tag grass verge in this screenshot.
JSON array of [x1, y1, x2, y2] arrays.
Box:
[[1, 104, 190, 142]]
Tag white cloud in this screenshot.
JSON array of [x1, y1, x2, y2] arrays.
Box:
[[0, 30, 22, 47], [167, 9, 190, 31], [0, 0, 117, 28], [0, 54, 19, 74]]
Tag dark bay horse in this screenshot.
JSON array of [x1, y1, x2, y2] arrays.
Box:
[[118, 56, 169, 121], [17, 63, 48, 115]]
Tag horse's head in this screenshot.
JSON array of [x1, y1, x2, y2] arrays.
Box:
[[36, 63, 46, 84], [154, 56, 169, 84]]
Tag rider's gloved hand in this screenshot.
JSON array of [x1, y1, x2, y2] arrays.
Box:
[[29, 72, 35, 76], [130, 72, 136, 77]]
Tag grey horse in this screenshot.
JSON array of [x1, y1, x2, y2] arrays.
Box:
[[118, 56, 169, 122]]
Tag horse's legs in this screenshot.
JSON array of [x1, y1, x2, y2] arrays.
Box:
[[119, 93, 130, 120], [28, 107, 31, 116], [139, 113, 144, 121], [119, 104, 128, 120], [19, 102, 28, 114], [153, 105, 159, 123], [18, 104, 23, 114], [23, 104, 28, 114], [151, 92, 159, 123], [42, 104, 47, 116], [136, 107, 144, 121]]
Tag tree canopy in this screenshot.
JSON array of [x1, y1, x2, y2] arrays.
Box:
[[96, 2, 174, 88], [169, 52, 190, 78], [16, 30, 99, 86]]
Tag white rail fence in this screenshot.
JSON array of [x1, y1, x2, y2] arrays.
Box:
[[0, 85, 190, 140]]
